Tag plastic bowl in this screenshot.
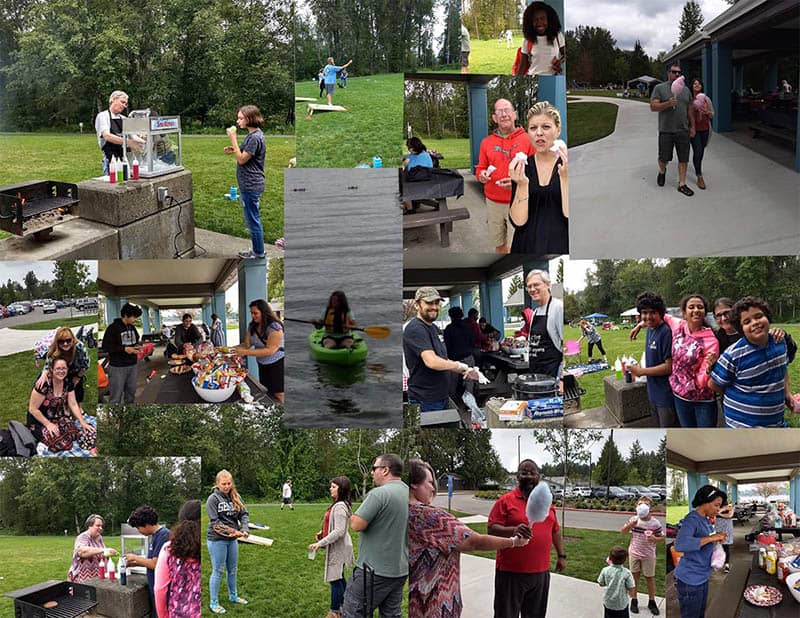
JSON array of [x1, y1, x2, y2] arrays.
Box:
[[192, 377, 237, 403], [787, 572, 800, 603]]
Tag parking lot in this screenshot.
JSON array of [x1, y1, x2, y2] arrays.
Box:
[[0, 305, 97, 328]]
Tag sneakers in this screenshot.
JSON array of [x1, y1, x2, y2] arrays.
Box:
[[631, 598, 639, 614], [238, 250, 266, 259], [723, 563, 730, 573], [274, 237, 285, 249], [677, 184, 694, 196], [209, 604, 226, 614], [656, 171, 665, 187], [648, 599, 659, 615]]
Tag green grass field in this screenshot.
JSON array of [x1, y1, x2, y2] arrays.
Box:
[[457, 512, 666, 597], [565, 323, 800, 427], [421, 137, 471, 170], [466, 36, 521, 75], [0, 134, 294, 243], [201, 503, 408, 617], [0, 346, 99, 426], [12, 316, 98, 331], [666, 505, 690, 524], [568, 89, 651, 103], [566, 102, 619, 147], [295, 74, 404, 168]]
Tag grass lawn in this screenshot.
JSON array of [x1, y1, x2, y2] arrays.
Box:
[[0, 134, 293, 243], [454, 511, 665, 597], [566, 102, 619, 147], [0, 347, 98, 426], [568, 89, 651, 103], [422, 137, 471, 170], [467, 36, 521, 75], [12, 315, 97, 331], [201, 503, 408, 617], [565, 323, 800, 427], [295, 74, 404, 168], [666, 505, 690, 524]]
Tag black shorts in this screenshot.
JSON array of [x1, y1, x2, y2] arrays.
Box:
[[258, 357, 284, 397], [282, 497, 292, 505], [659, 131, 690, 163]]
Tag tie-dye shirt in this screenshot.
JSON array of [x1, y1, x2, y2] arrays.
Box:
[[409, 502, 473, 618]]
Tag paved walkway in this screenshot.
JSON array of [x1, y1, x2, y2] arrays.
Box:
[[460, 553, 665, 617], [0, 328, 56, 357], [569, 96, 800, 258]]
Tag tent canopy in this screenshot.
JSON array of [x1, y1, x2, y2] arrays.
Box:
[[620, 308, 640, 317], [583, 312, 608, 319]]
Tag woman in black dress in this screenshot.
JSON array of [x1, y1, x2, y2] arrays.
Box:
[[508, 101, 568, 255]]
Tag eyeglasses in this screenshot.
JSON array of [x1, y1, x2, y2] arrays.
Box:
[[670, 70, 682, 75], [371, 465, 388, 472], [714, 310, 732, 320], [494, 108, 514, 116], [58, 339, 73, 344]]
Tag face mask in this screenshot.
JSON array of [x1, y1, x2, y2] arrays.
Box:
[[636, 504, 650, 518]]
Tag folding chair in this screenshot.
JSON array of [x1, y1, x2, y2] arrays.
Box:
[[564, 339, 582, 366]]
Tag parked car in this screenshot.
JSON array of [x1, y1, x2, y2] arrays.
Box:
[[32, 299, 44, 307], [607, 487, 636, 500], [55, 300, 65, 309], [648, 485, 668, 500], [622, 486, 662, 500], [62, 298, 75, 306], [5, 304, 17, 316], [552, 488, 564, 499], [590, 487, 610, 499], [42, 300, 57, 314], [75, 297, 99, 312], [10, 302, 31, 314], [573, 487, 592, 498]]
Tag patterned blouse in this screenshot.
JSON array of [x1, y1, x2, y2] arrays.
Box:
[[67, 532, 105, 582], [409, 502, 473, 618], [666, 316, 719, 402]]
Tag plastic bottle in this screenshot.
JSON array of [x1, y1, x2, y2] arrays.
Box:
[[614, 357, 622, 380], [625, 356, 634, 383], [107, 556, 116, 581], [98, 556, 106, 579], [372, 155, 382, 168], [766, 545, 777, 575], [109, 157, 116, 184], [116, 157, 123, 183], [132, 155, 140, 180], [119, 556, 127, 586], [636, 352, 647, 382], [121, 156, 129, 182], [758, 546, 766, 569]]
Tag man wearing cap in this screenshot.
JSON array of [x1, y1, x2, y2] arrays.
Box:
[[475, 99, 535, 253], [403, 287, 479, 412]]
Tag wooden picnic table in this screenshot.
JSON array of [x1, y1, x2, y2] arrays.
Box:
[[400, 168, 468, 247]]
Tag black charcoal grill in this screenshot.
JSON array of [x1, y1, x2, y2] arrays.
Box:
[[0, 181, 79, 238], [562, 373, 587, 403], [512, 373, 559, 400], [6, 580, 96, 618]]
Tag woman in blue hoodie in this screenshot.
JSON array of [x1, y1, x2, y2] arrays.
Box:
[[673, 485, 728, 618]]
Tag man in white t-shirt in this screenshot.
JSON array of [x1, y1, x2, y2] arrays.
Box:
[[281, 479, 293, 511]]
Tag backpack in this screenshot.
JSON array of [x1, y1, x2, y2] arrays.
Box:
[[167, 552, 202, 617], [0, 421, 37, 457]]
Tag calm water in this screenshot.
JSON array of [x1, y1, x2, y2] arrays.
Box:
[[284, 169, 403, 427]]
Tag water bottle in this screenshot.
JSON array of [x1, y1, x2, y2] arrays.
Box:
[[372, 155, 382, 168], [230, 186, 238, 200], [119, 556, 127, 586], [614, 357, 622, 380], [132, 155, 140, 180]]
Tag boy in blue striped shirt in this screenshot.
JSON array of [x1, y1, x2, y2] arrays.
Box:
[[709, 297, 793, 427]]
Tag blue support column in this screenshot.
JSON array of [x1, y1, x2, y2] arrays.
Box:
[[212, 291, 227, 345], [141, 306, 151, 334], [789, 475, 799, 514], [202, 304, 212, 328], [734, 65, 744, 94], [460, 291, 474, 312], [153, 311, 162, 330], [485, 278, 504, 333], [765, 62, 778, 96], [478, 281, 489, 315], [711, 42, 732, 132], [701, 44, 713, 101], [468, 81, 488, 172], [104, 296, 121, 326], [537, 75, 568, 145], [729, 483, 738, 504], [718, 480, 727, 495], [450, 295, 462, 308], [687, 472, 710, 512], [238, 258, 268, 379]]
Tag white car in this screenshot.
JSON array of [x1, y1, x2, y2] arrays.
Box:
[[573, 487, 592, 498], [42, 301, 57, 314]]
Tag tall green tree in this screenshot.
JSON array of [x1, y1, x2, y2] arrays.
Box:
[[592, 433, 627, 488], [52, 260, 92, 299], [678, 1, 704, 43]]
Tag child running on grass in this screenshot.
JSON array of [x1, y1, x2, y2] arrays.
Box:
[[620, 497, 664, 615], [598, 546, 637, 618]]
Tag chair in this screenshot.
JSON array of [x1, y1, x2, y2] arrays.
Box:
[[564, 339, 582, 366]]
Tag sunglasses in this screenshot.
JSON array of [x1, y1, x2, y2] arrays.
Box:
[[58, 338, 73, 344], [371, 465, 388, 472], [670, 70, 682, 75]]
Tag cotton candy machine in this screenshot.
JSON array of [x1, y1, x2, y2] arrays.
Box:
[[121, 113, 183, 178], [5, 580, 97, 618], [0, 181, 79, 237]]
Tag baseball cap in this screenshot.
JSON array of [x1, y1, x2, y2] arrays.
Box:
[[415, 286, 444, 302]]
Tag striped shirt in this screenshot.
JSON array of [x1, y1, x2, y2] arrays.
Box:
[[628, 516, 663, 560], [710, 335, 788, 428]]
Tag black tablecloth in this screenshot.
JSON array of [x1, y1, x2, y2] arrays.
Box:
[[481, 351, 530, 373], [145, 371, 272, 405], [399, 168, 464, 202], [737, 553, 797, 617]]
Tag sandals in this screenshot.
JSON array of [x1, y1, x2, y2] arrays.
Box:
[[229, 597, 249, 605], [210, 605, 227, 614], [656, 171, 665, 187], [677, 184, 694, 197]]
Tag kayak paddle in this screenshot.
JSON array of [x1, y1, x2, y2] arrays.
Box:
[[284, 317, 391, 339]]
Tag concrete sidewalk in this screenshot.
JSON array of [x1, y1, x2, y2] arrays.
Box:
[[569, 96, 799, 258], [0, 328, 57, 357], [460, 553, 665, 617]]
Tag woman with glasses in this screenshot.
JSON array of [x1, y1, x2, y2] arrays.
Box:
[[27, 356, 94, 445], [712, 297, 792, 354], [68, 514, 119, 583], [35, 327, 90, 410]]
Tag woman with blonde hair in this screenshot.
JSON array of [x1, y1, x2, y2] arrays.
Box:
[[36, 326, 90, 409], [508, 101, 568, 254], [206, 470, 250, 614]]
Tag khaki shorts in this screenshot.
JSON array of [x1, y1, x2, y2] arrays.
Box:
[[486, 197, 514, 248], [630, 555, 656, 578]]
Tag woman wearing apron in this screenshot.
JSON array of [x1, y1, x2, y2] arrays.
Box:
[[522, 269, 563, 378]]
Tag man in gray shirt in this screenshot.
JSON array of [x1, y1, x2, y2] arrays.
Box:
[[650, 63, 695, 196], [342, 453, 408, 618]]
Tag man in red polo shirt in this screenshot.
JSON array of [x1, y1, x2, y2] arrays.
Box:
[[488, 459, 567, 617]]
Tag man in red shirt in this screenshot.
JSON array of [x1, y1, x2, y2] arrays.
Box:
[[488, 459, 567, 617], [475, 98, 535, 253]]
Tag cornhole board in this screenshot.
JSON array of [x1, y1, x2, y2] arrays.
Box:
[[306, 104, 349, 117], [250, 522, 270, 530], [239, 534, 273, 546], [295, 97, 316, 102]]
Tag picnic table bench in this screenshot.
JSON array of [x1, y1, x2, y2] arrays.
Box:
[[400, 168, 468, 247]]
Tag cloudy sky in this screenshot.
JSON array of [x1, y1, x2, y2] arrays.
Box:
[[490, 428, 665, 471], [0, 261, 97, 283], [565, 0, 731, 57]]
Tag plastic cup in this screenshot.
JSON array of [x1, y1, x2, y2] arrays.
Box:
[[307, 549, 316, 560]]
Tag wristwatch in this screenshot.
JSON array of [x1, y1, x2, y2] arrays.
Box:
[[558, 554, 567, 559]]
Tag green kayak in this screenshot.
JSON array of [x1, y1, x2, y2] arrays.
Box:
[[308, 328, 368, 366]]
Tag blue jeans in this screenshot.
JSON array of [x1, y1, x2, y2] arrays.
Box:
[[102, 157, 109, 175], [331, 578, 347, 611], [675, 578, 708, 618], [207, 539, 239, 605], [408, 398, 449, 412], [240, 191, 265, 256], [674, 397, 717, 428], [690, 130, 709, 176]]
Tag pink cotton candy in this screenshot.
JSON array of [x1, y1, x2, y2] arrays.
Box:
[[671, 76, 685, 97], [692, 93, 708, 110], [526, 481, 552, 524]]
